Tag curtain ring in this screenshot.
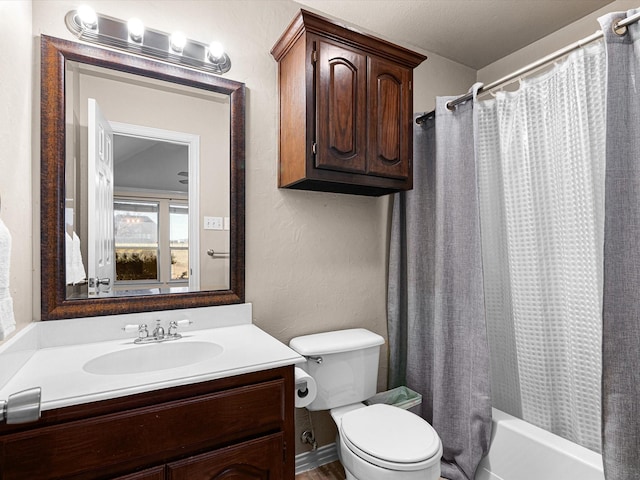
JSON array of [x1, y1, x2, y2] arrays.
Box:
[[613, 19, 628, 36]]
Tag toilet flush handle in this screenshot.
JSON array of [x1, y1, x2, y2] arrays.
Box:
[[306, 355, 323, 364]]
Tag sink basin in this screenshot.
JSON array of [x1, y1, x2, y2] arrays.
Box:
[[83, 341, 224, 375]]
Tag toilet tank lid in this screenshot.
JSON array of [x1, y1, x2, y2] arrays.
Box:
[[289, 328, 384, 355]]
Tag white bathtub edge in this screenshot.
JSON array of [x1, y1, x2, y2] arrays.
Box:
[[476, 408, 604, 480]]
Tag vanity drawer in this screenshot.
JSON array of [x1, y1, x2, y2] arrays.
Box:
[[166, 433, 283, 479], [0, 378, 285, 479]]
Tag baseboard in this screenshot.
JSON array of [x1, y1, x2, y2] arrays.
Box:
[[295, 442, 339, 474]]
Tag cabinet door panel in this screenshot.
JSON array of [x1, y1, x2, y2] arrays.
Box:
[[316, 39, 367, 174], [367, 56, 411, 179], [167, 433, 283, 480]]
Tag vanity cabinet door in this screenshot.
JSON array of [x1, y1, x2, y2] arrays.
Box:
[[113, 466, 165, 480], [166, 433, 283, 480]]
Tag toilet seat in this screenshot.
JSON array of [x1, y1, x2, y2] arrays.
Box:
[[339, 404, 442, 471]]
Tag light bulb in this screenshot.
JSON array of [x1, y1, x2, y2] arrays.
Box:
[[207, 41, 225, 61], [170, 32, 187, 53], [127, 18, 144, 42], [77, 5, 98, 30]]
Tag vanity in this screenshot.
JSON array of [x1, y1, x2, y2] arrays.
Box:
[[0, 304, 303, 479]]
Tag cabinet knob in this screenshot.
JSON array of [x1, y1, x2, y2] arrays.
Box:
[[0, 387, 42, 424]]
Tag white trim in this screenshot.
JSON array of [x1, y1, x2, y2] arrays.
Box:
[[110, 122, 200, 291], [295, 443, 339, 475]]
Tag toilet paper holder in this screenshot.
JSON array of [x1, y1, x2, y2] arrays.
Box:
[[294, 366, 317, 408], [296, 379, 309, 397], [293, 357, 320, 397]]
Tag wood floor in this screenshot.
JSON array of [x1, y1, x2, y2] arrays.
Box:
[[295, 461, 346, 480], [296, 461, 446, 480]]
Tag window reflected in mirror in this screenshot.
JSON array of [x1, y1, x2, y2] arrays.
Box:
[[114, 200, 160, 283], [114, 199, 190, 294]]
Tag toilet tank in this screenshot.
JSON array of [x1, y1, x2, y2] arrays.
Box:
[[289, 329, 384, 411]]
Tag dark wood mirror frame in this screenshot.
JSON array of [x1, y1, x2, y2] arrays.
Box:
[[40, 35, 245, 320]]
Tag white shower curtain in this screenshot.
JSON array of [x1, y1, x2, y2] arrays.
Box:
[[475, 41, 606, 452]]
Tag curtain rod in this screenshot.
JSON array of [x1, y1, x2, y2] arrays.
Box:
[[416, 10, 640, 125]]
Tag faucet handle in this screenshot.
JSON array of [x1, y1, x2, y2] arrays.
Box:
[[122, 324, 140, 333], [123, 323, 149, 339], [168, 319, 192, 336]]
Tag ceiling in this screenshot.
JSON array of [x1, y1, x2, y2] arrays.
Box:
[[114, 135, 189, 193], [294, 0, 614, 69]]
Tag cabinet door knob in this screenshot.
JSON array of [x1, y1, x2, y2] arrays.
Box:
[[0, 387, 42, 424]]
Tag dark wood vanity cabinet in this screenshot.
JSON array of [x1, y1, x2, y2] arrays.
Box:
[[111, 435, 283, 480], [0, 367, 294, 480], [166, 434, 283, 479], [113, 466, 166, 480], [271, 10, 426, 196]]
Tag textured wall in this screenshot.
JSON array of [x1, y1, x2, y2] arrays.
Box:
[[0, 1, 32, 334]]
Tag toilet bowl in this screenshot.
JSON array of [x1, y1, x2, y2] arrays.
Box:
[[333, 403, 442, 480], [290, 329, 442, 480]]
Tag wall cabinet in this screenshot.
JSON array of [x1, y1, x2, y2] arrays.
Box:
[[271, 10, 426, 196], [0, 367, 294, 480]]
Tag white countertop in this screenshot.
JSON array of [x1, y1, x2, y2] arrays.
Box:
[[0, 304, 304, 411]]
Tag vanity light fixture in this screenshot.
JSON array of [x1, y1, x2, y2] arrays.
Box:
[[127, 18, 144, 43], [208, 41, 225, 61], [170, 31, 187, 54], [65, 7, 232, 74], [76, 4, 98, 30]]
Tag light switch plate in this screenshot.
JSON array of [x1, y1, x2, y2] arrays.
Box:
[[204, 216, 223, 230]]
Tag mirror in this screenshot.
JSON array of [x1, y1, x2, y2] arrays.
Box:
[[65, 62, 230, 297], [41, 35, 245, 320]]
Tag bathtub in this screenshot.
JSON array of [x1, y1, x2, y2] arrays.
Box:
[[475, 408, 604, 480]]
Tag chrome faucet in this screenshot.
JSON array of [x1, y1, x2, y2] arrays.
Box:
[[123, 319, 192, 344], [152, 320, 165, 340]]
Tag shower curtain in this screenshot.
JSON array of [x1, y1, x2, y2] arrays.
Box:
[[388, 91, 491, 480], [475, 41, 607, 452], [389, 9, 640, 479], [598, 10, 640, 479]]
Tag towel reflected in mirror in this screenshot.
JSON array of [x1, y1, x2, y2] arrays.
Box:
[[0, 217, 15, 340], [65, 231, 86, 285]]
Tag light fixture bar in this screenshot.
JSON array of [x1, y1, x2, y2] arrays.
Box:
[[65, 9, 231, 74]]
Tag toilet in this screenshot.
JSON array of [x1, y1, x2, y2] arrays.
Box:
[[290, 328, 442, 480]]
